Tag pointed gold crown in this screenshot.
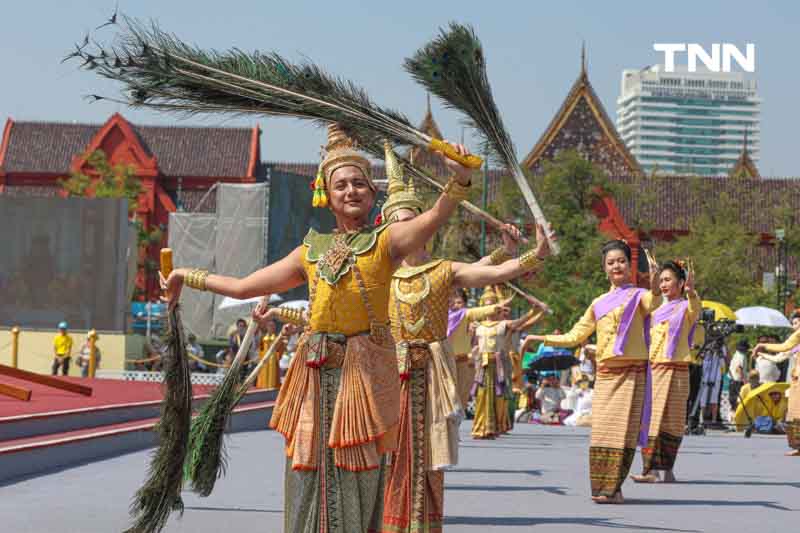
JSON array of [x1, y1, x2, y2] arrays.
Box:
[[381, 141, 425, 222], [479, 284, 500, 306], [320, 123, 373, 190]]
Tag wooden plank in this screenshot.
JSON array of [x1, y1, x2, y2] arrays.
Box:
[[0, 364, 92, 397], [0, 382, 32, 401]]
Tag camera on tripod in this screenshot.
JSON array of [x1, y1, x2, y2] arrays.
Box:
[[698, 309, 744, 349]]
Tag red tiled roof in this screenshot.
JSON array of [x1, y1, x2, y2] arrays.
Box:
[[2, 119, 255, 178], [607, 175, 800, 234]]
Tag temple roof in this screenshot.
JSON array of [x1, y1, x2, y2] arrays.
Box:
[[407, 95, 450, 173], [522, 47, 641, 177], [729, 131, 761, 179], [0, 114, 258, 178]]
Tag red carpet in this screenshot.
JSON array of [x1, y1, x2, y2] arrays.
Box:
[[0, 376, 214, 419]]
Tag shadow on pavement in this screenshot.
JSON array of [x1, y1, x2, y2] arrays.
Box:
[[444, 515, 700, 531], [623, 498, 791, 511], [448, 467, 544, 477], [183, 506, 282, 514], [672, 479, 800, 489], [445, 484, 568, 495]]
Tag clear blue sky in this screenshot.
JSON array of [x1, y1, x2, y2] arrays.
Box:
[[1, 1, 797, 176]]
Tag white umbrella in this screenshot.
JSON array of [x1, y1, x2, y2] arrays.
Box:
[[735, 306, 791, 328], [218, 293, 282, 310]]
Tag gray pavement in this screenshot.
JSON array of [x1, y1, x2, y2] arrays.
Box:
[[1, 422, 797, 532]]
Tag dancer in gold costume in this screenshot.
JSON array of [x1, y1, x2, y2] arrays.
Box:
[[164, 125, 475, 532], [379, 144, 553, 533]]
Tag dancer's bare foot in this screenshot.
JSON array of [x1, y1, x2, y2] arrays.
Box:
[[662, 470, 677, 483], [785, 449, 800, 456], [592, 491, 624, 504], [630, 474, 659, 483]]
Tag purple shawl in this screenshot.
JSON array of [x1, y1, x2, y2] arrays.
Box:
[[652, 298, 698, 360], [447, 308, 467, 338], [594, 285, 649, 356]]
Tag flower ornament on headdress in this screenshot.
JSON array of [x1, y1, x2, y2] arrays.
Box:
[[380, 141, 425, 222]]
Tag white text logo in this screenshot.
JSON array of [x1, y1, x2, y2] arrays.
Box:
[[653, 43, 755, 72]]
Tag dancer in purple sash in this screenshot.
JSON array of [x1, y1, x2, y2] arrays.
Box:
[[632, 259, 699, 483], [526, 240, 658, 503]]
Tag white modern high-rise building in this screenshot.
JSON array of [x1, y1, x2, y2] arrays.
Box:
[[616, 65, 760, 176]]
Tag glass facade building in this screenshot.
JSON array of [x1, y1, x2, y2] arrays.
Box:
[[616, 65, 760, 176]]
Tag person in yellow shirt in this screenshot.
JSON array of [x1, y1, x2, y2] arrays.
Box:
[[526, 240, 658, 504], [164, 125, 476, 532], [52, 321, 73, 376], [632, 260, 699, 484]]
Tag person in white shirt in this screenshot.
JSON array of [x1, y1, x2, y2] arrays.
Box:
[[536, 376, 568, 423], [564, 375, 593, 427], [728, 339, 749, 411]]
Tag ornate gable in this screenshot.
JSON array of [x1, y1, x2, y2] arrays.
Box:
[[71, 113, 158, 177], [522, 49, 641, 177], [729, 133, 760, 179]]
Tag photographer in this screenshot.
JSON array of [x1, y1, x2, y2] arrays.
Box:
[[690, 309, 743, 431]]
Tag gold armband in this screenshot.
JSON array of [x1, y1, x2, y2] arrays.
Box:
[[277, 307, 306, 326], [185, 269, 209, 291], [489, 247, 513, 265], [519, 249, 543, 273], [443, 177, 471, 203]]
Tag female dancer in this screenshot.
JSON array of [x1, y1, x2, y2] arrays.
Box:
[[472, 287, 546, 439], [752, 311, 800, 456], [525, 240, 657, 503], [163, 125, 474, 532], [632, 259, 699, 483]]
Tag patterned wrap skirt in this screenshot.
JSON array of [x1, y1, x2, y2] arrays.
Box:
[[641, 363, 689, 473], [589, 363, 647, 497]]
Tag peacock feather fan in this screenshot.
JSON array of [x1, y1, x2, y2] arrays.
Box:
[[67, 15, 479, 169], [405, 23, 559, 253], [126, 304, 192, 533]]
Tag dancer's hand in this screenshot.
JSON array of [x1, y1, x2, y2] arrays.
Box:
[[159, 268, 188, 309], [252, 298, 276, 328], [500, 223, 525, 252], [534, 223, 555, 260], [685, 260, 695, 293], [437, 141, 473, 185]]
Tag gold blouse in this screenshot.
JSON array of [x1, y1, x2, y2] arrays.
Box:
[[649, 291, 701, 364], [389, 260, 453, 343], [545, 288, 657, 366], [300, 226, 393, 336], [448, 304, 499, 355]]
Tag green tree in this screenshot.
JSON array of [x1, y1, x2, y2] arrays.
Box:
[[650, 176, 769, 310], [60, 150, 143, 213]]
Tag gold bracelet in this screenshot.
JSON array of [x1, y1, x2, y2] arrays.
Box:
[[277, 307, 305, 326], [185, 269, 209, 291], [519, 249, 543, 273], [489, 247, 513, 265], [443, 177, 471, 203]]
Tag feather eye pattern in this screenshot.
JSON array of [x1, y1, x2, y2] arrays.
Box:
[[405, 23, 560, 253], [68, 16, 455, 161]]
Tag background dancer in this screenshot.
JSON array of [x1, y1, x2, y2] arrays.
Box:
[[525, 240, 657, 503], [380, 144, 552, 532], [632, 259, 699, 483]]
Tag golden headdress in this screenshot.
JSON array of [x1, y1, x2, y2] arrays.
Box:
[[313, 123, 374, 208], [380, 142, 424, 222], [479, 285, 501, 306]]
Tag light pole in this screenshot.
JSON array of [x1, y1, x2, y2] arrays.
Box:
[[776, 228, 787, 312]]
